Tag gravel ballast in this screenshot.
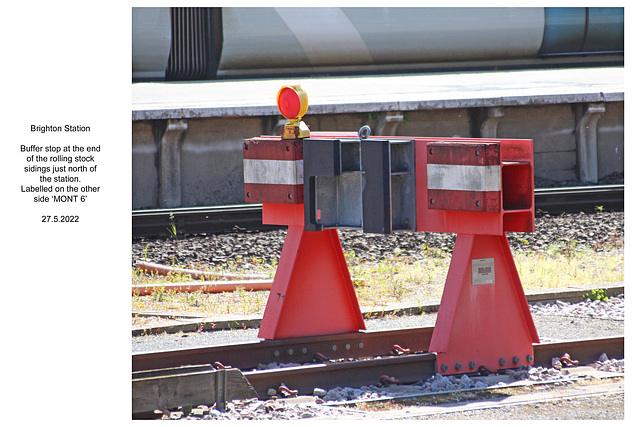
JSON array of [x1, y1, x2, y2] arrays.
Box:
[[132, 211, 623, 268]]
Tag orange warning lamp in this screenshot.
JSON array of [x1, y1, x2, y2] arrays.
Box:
[[277, 85, 310, 139]]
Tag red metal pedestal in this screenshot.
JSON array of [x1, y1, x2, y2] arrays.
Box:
[[429, 233, 539, 374], [257, 224, 366, 339]]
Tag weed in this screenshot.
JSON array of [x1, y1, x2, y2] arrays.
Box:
[[184, 290, 202, 307], [389, 278, 408, 302], [151, 285, 167, 302], [167, 212, 177, 239], [132, 239, 622, 317], [584, 288, 609, 301]]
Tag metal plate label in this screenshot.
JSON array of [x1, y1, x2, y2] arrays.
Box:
[[472, 258, 495, 285]]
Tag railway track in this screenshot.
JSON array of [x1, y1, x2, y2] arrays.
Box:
[[132, 325, 623, 405], [131, 184, 624, 417], [132, 185, 623, 237]]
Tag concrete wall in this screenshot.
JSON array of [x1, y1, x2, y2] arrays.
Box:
[[498, 104, 578, 182], [132, 117, 263, 209], [179, 117, 263, 207], [132, 121, 158, 209], [597, 101, 624, 179]]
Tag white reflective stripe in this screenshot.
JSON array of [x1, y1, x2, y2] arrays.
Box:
[[243, 159, 304, 186], [427, 164, 501, 192], [274, 8, 373, 66]]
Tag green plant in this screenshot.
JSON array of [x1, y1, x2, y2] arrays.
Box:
[[167, 212, 177, 239], [365, 112, 380, 123], [389, 278, 408, 302], [184, 290, 202, 307], [151, 285, 167, 302], [584, 288, 609, 301]]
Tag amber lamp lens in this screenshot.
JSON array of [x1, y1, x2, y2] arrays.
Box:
[[277, 87, 301, 119]]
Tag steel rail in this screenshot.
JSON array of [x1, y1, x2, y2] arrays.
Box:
[[246, 353, 438, 398], [245, 335, 625, 399], [132, 185, 623, 237], [132, 328, 623, 399], [246, 336, 623, 398], [534, 184, 623, 214], [132, 203, 279, 237], [132, 326, 434, 372]]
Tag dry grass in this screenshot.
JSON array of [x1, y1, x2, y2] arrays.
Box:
[[131, 243, 623, 320], [514, 246, 624, 290]]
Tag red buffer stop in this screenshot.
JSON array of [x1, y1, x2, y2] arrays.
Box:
[[243, 85, 539, 374]]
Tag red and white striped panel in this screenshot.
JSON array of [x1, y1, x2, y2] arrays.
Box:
[[243, 137, 304, 204], [426, 142, 501, 212]]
